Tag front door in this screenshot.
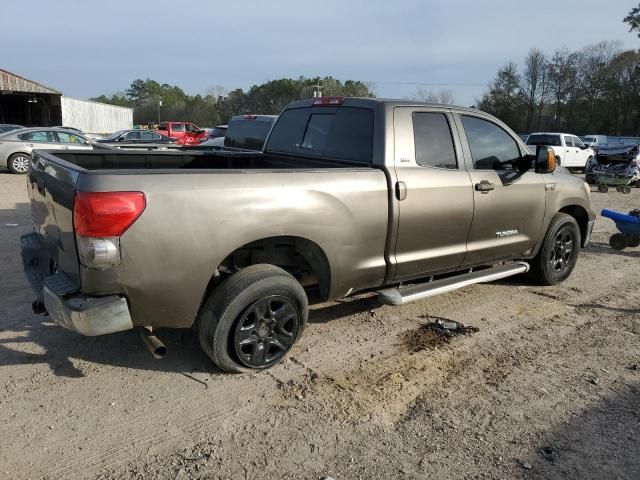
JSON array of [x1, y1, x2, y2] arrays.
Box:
[[455, 113, 546, 266], [392, 107, 474, 281]]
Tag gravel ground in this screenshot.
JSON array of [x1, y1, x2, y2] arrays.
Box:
[[0, 170, 639, 480]]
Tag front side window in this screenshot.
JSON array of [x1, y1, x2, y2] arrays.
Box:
[[461, 115, 520, 170], [412, 112, 457, 169], [56, 132, 89, 144], [572, 136, 584, 148], [564, 136, 574, 147], [172, 123, 185, 132], [18, 131, 55, 142]]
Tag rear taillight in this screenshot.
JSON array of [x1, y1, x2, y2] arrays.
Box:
[[74, 191, 146, 237], [312, 96, 344, 106], [73, 191, 145, 269]]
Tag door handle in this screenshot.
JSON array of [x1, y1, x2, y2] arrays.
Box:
[[395, 181, 407, 201], [475, 181, 495, 193]]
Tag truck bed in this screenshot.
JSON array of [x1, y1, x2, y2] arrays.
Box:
[[46, 149, 368, 172]]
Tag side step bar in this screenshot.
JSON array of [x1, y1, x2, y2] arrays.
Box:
[[378, 262, 529, 306]]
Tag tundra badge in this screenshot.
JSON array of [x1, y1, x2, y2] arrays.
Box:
[[496, 229, 518, 237]]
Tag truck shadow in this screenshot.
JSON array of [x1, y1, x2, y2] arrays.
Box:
[[584, 242, 640, 258], [522, 383, 640, 479]]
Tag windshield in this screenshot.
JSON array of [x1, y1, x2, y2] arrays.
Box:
[[102, 130, 126, 141], [224, 118, 274, 150], [526, 134, 561, 147]]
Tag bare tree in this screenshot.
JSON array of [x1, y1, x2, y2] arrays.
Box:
[[520, 48, 547, 132], [411, 87, 455, 104]]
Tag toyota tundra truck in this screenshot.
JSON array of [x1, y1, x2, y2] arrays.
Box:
[[21, 97, 595, 372]]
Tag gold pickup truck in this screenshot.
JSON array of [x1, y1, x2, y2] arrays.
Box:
[[21, 97, 594, 372]]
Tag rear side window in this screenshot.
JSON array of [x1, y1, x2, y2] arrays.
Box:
[[461, 115, 520, 170], [267, 107, 374, 164], [18, 131, 55, 142], [412, 112, 457, 169], [564, 136, 574, 147], [225, 118, 274, 150]]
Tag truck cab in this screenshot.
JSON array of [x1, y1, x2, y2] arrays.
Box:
[[526, 132, 594, 169], [155, 121, 206, 145]]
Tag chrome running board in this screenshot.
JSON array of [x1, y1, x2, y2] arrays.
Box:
[[378, 262, 530, 306]]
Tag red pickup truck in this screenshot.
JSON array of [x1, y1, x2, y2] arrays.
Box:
[[155, 121, 207, 145]]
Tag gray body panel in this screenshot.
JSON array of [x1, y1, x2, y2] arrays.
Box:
[[22, 97, 595, 332]]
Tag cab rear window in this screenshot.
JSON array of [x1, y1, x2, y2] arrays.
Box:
[[266, 107, 373, 164]]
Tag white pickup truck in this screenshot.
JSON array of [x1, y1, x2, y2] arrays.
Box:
[[525, 133, 594, 170]]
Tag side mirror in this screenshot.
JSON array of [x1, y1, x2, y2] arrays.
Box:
[[535, 145, 556, 174]]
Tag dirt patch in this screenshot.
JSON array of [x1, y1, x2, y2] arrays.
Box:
[[402, 316, 480, 352], [1, 173, 640, 479]]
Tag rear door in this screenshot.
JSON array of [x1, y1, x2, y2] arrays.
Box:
[[455, 113, 545, 266], [392, 107, 474, 281]]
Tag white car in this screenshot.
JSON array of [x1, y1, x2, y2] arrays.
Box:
[[0, 127, 93, 174], [525, 132, 594, 170]]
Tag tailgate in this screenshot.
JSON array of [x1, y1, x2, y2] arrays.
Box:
[[26, 150, 81, 285]]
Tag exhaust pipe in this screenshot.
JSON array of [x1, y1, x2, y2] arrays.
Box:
[[140, 326, 167, 359]]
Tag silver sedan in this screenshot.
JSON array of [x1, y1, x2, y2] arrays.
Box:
[[0, 127, 93, 174]]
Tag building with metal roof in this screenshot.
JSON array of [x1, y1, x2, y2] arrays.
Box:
[[0, 69, 132, 134]]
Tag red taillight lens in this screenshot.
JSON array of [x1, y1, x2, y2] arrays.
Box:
[[74, 191, 146, 237], [312, 96, 344, 106]]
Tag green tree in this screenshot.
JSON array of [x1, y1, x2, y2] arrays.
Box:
[[478, 62, 522, 129], [624, 3, 640, 38]]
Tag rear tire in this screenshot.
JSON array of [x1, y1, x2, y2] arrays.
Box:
[[197, 264, 308, 373], [529, 213, 580, 286], [625, 234, 640, 248], [7, 153, 30, 174], [597, 184, 609, 193], [623, 186, 632, 194]]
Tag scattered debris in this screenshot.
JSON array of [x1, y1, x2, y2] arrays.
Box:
[[540, 447, 556, 462], [404, 316, 479, 352], [5, 223, 18, 227], [522, 462, 533, 470], [589, 377, 599, 385], [180, 371, 209, 389], [628, 364, 638, 371]]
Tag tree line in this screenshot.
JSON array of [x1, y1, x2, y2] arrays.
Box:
[[91, 76, 373, 127], [477, 42, 639, 136]]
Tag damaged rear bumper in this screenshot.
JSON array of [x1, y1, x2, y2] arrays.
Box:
[[21, 232, 133, 336]]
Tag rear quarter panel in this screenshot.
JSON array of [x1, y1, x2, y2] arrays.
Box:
[[77, 169, 389, 328]]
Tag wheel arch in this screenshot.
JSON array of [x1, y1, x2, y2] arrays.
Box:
[[558, 205, 589, 244], [200, 235, 332, 312]]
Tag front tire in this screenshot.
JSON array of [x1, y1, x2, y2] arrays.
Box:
[[7, 153, 30, 174], [197, 264, 308, 373], [529, 213, 581, 285]]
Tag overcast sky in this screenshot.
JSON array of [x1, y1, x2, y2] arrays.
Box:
[[1, 0, 637, 106]]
